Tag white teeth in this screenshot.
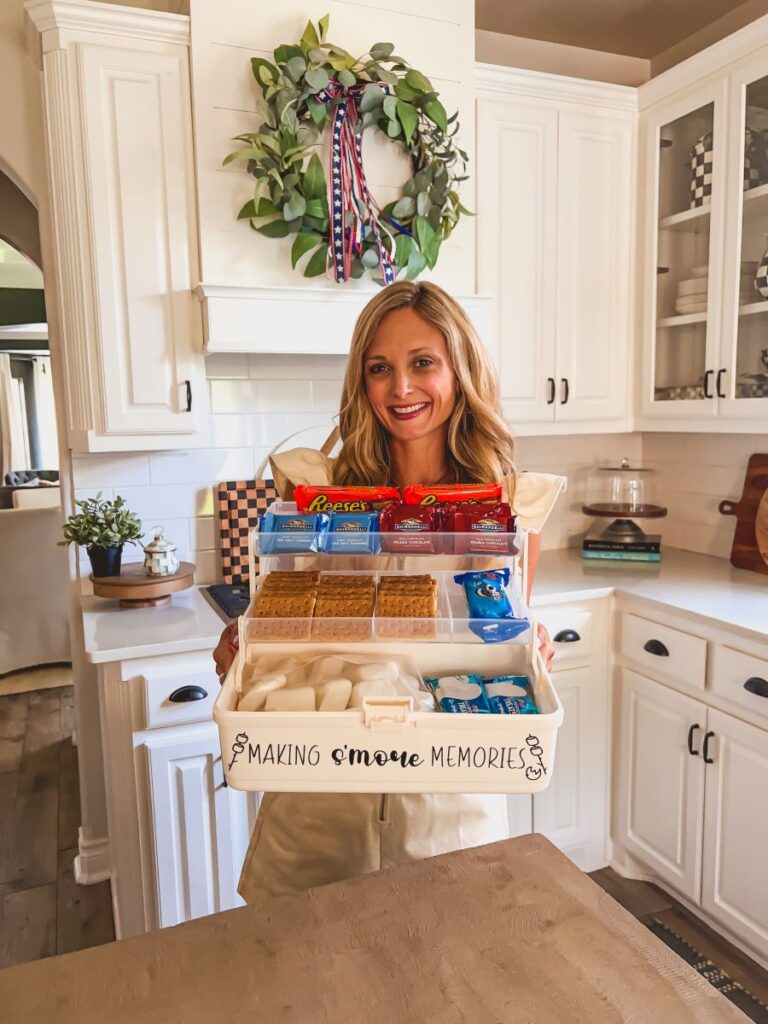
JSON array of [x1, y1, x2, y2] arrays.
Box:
[[392, 402, 428, 414]]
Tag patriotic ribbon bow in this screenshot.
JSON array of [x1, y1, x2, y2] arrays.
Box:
[[316, 82, 401, 285]]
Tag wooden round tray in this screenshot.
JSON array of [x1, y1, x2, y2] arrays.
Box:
[[90, 561, 196, 608], [581, 503, 667, 519]]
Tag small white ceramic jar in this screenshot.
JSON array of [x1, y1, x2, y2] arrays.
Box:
[[143, 526, 180, 577]]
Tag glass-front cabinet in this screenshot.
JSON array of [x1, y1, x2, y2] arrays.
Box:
[[640, 60, 768, 425]]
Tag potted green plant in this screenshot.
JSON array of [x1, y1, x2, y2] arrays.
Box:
[[60, 492, 143, 577]]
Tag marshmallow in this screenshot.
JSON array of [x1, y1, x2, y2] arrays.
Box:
[[352, 661, 399, 684], [317, 677, 353, 711], [307, 656, 347, 686], [237, 672, 287, 712], [265, 687, 316, 712], [349, 679, 397, 707]]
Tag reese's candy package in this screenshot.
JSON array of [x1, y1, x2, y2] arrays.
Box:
[[294, 485, 400, 514], [401, 483, 502, 506], [380, 503, 441, 553]]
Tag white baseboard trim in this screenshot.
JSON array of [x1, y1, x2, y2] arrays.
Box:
[[73, 827, 111, 885]]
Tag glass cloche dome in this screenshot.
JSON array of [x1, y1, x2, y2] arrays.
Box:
[[582, 457, 667, 541]]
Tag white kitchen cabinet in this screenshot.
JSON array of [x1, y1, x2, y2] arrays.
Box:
[[476, 69, 635, 433], [617, 668, 706, 901], [636, 32, 768, 431], [701, 709, 768, 955], [28, 2, 208, 452], [143, 724, 259, 928]]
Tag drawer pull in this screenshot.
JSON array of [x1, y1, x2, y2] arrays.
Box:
[[169, 685, 208, 703], [643, 639, 669, 657], [687, 723, 700, 756], [554, 629, 581, 643], [744, 676, 768, 699], [703, 731, 715, 765]]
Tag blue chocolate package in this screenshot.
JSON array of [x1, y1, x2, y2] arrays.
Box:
[[452, 569, 530, 644], [424, 674, 489, 713], [323, 511, 380, 553], [259, 511, 328, 553], [483, 675, 538, 714]]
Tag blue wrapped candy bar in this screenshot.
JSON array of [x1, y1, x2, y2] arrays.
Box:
[[424, 674, 489, 713], [453, 568, 530, 644], [483, 675, 538, 714], [259, 510, 328, 553], [323, 510, 380, 554]]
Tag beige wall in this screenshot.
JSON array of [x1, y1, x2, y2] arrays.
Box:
[[652, 0, 768, 75], [0, 171, 41, 267], [476, 29, 650, 86], [0, 0, 46, 205]]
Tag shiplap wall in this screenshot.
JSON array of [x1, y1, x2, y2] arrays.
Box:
[[189, 0, 476, 292]]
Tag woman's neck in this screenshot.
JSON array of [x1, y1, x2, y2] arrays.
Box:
[[389, 430, 451, 489]]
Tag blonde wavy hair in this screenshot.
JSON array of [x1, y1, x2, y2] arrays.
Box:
[[333, 281, 515, 494]]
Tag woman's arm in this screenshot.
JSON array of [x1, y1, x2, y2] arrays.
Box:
[[213, 621, 239, 682], [526, 531, 555, 671]]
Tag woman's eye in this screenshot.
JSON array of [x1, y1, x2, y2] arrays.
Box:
[[415, 358, 435, 369], [368, 363, 389, 375]]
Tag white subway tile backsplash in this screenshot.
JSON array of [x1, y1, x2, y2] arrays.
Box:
[[204, 353, 249, 379], [118, 485, 214, 521], [148, 448, 255, 485], [249, 354, 348, 380], [208, 413, 289, 449], [310, 379, 344, 413], [210, 378, 313, 414], [72, 454, 149, 488]]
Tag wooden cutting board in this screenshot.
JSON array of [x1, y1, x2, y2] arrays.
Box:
[[719, 453, 768, 575]]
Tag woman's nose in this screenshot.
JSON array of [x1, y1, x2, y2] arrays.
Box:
[[391, 370, 414, 398]]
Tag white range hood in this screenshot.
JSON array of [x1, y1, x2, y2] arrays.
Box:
[[195, 283, 494, 358]]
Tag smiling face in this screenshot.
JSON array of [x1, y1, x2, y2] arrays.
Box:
[[363, 307, 458, 442]]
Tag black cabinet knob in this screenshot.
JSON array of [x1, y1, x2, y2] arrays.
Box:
[[744, 676, 768, 699], [554, 629, 581, 643], [703, 730, 715, 764], [169, 684, 208, 703], [547, 377, 556, 405], [687, 723, 700, 756], [560, 378, 569, 404], [643, 638, 669, 657], [703, 369, 713, 399]]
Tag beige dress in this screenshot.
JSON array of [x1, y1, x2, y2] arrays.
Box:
[[238, 451, 566, 903]]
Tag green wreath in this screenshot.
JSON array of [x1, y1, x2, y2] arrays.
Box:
[[225, 15, 471, 284]]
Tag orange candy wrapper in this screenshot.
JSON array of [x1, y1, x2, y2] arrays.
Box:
[[294, 485, 401, 514], [402, 483, 502, 507]]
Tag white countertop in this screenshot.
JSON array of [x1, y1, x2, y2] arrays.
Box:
[[80, 548, 767, 664]]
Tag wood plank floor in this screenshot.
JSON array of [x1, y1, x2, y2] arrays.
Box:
[[0, 686, 114, 969], [0, 683, 765, 1001]]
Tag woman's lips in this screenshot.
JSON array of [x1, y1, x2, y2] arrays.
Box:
[[388, 401, 431, 421]]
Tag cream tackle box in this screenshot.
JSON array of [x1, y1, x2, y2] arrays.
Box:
[[214, 504, 563, 794]]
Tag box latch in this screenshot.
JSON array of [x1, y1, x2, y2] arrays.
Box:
[[362, 697, 414, 730]]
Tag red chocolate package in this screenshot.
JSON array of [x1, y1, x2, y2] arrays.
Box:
[[294, 485, 400, 514], [380, 503, 441, 553], [450, 503, 517, 555], [402, 483, 502, 507]]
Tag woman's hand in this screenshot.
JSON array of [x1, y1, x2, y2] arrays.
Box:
[[537, 621, 555, 672], [213, 621, 239, 683]]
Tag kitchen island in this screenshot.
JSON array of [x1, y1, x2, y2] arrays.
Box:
[[0, 835, 749, 1024]]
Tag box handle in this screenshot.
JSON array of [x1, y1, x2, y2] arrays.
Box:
[[362, 697, 414, 729]]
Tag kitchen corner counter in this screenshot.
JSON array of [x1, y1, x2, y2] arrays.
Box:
[[81, 586, 228, 664], [532, 547, 768, 641]]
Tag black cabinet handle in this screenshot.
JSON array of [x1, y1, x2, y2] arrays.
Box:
[[643, 638, 669, 657], [547, 377, 556, 405], [703, 730, 715, 764], [560, 378, 569, 404], [184, 380, 192, 412], [169, 684, 208, 703], [554, 629, 581, 643], [716, 368, 726, 398], [687, 723, 700, 756], [744, 676, 768, 698], [703, 369, 713, 398]]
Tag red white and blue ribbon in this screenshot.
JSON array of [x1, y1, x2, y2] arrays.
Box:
[[317, 82, 399, 285]]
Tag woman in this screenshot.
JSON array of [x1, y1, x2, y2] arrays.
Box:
[[214, 281, 564, 902]]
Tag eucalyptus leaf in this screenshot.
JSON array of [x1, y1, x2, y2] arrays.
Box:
[[402, 178, 417, 198], [304, 245, 329, 277], [361, 247, 380, 268], [223, 146, 264, 166], [394, 233, 414, 266], [350, 258, 365, 279], [415, 214, 435, 254], [405, 246, 427, 280], [416, 190, 432, 217], [251, 58, 279, 87], [308, 48, 326, 63], [360, 83, 385, 112], [305, 197, 327, 219], [254, 196, 279, 216], [291, 231, 323, 268], [307, 98, 327, 129], [256, 218, 291, 238], [392, 195, 415, 219], [282, 191, 307, 221], [383, 95, 398, 120], [386, 119, 401, 138], [394, 80, 418, 102], [369, 42, 395, 60], [377, 69, 398, 86], [337, 68, 356, 87], [285, 55, 307, 83], [427, 205, 441, 231], [274, 44, 304, 65], [396, 99, 417, 143], [305, 67, 330, 93], [281, 106, 299, 134], [362, 110, 377, 129]]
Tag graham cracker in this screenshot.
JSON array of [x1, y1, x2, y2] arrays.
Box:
[[254, 593, 315, 618], [315, 594, 374, 618], [375, 592, 437, 618]]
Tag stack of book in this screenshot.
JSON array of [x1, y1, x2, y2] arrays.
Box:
[[582, 534, 661, 563]]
